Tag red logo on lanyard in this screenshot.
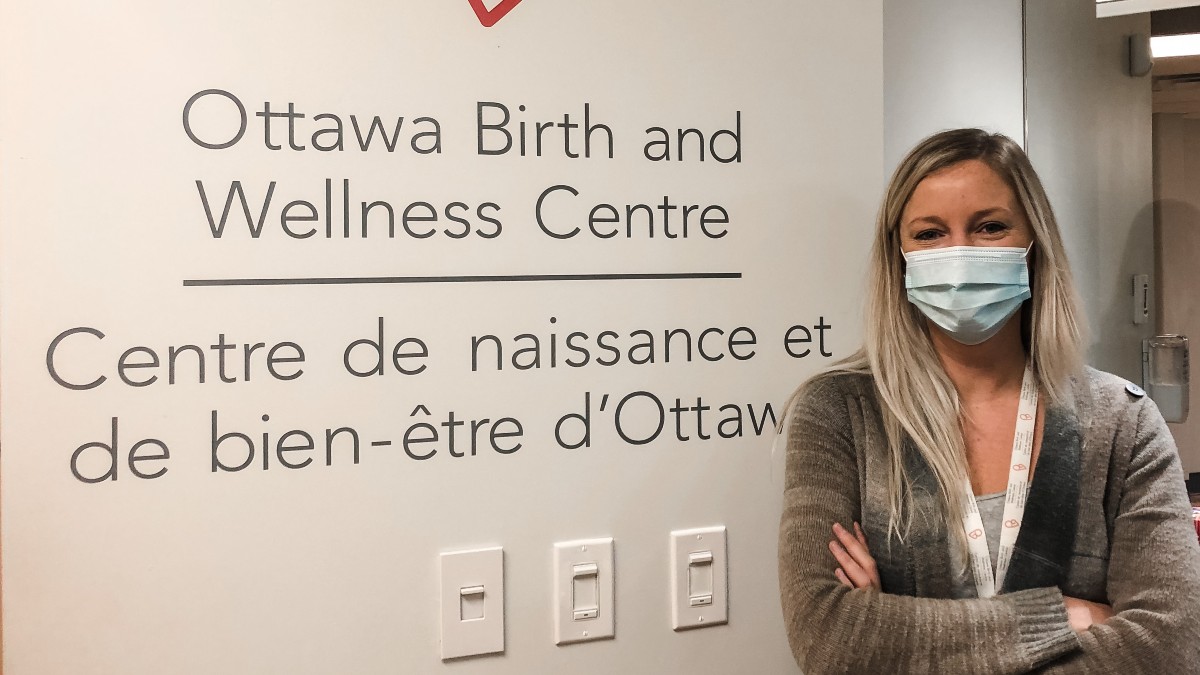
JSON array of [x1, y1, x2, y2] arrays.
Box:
[[1020, 413, 1034, 421], [969, 529, 983, 539], [1004, 519, 1020, 528]]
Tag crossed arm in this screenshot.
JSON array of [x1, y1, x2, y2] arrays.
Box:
[[828, 520, 1113, 630]]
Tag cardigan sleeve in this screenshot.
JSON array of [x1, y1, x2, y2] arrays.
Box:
[[778, 376, 1080, 674], [1035, 396, 1200, 674]]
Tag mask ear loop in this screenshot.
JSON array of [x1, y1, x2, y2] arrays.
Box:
[[1021, 241, 1036, 358]]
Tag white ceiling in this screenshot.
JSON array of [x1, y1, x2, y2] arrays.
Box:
[[1099, 0, 1200, 18]]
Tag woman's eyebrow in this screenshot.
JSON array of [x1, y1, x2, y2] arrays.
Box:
[[905, 214, 947, 229], [969, 207, 1012, 221], [905, 207, 1013, 230]]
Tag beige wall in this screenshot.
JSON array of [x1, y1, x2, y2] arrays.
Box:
[[1154, 113, 1200, 471]]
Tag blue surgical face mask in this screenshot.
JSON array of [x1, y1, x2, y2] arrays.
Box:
[[903, 245, 1032, 345]]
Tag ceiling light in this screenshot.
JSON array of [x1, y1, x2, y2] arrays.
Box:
[[1151, 33, 1200, 58]]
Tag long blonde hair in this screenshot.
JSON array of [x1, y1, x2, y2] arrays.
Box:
[[792, 129, 1087, 558]]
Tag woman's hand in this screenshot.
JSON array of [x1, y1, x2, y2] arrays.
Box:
[[1063, 596, 1114, 632], [830, 522, 881, 591]]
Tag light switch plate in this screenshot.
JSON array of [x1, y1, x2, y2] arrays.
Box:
[[553, 537, 615, 645], [440, 547, 504, 660], [670, 526, 727, 630]]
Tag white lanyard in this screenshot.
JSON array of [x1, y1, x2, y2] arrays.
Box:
[[961, 363, 1039, 599]]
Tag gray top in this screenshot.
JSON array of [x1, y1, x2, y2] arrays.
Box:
[[778, 366, 1200, 673], [950, 491, 1007, 599]]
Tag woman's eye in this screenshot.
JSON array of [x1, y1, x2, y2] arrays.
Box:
[[914, 229, 941, 241], [980, 221, 1009, 234]]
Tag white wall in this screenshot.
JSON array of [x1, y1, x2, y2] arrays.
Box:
[[1025, 2, 1155, 384], [883, 0, 1026, 169], [0, 3, 884, 674]]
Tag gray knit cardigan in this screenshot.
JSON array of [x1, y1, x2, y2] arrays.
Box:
[[778, 367, 1200, 674]]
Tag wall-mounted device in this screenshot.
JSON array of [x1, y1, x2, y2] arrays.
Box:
[[670, 526, 728, 630], [1133, 274, 1150, 325], [1127, 33, 1154, 77], [440, 547, 505, 660], [553, 537, 615, 645], [1144, 335, 1189, 423]]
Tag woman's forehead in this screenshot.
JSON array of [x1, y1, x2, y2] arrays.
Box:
[[903, 160, 1018, 220]]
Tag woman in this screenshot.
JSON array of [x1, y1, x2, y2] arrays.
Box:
[[778, 129, 1200, 674]]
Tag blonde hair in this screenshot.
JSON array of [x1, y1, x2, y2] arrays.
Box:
[[790, 128, 1086, 559]]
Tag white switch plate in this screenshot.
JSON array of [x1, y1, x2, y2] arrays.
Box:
[[553, 537, 615, 645], [440, 547, 504, 660], [670, 526, 728, 630]]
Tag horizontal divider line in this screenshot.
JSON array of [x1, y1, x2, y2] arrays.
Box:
[[183, 272, 742, 287]]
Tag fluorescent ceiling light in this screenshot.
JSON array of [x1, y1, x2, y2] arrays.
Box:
[[1151, 33, 1200, 58]]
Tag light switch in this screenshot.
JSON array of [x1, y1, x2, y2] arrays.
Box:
[[687, 551, 714, 606], [440, 547, 504, 660], [572, 563, 599, 620], [554, 538, 614, 644], [460, 585, 485, 621], [670, 527, 727, 630]]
